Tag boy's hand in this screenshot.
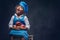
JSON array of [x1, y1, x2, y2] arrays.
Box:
[[12, 24, 27, 30], [13, 25, 20, 30], [20, 25, 27, 29], [13, 25, 17, 29]]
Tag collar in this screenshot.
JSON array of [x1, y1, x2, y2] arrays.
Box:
[[14, 13, 23, 17]]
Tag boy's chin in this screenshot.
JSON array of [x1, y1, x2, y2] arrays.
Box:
[[17, 13, 22, 15]]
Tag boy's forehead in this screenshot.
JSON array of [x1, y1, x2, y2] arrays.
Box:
[[16, 6, 22, 9], [16, 6, 20, 8]]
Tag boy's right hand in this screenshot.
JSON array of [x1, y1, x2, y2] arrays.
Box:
[[13, 25, 17, 29]]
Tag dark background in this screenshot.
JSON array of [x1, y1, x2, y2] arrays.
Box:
[[0, 0, 60, 40]]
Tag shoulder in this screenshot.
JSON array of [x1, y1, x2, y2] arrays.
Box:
[[21, 14, 28, 18], [11, 15, 15, 19], [24, 15, 28, 19], [24, 15, 28, 20]]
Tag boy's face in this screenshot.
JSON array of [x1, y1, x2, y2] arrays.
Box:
[[16, 6, 24, 15]]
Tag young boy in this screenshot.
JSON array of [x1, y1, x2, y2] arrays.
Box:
[[9, 1, 30, 40]]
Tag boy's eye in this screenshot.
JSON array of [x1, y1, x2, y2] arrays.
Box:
[[16, 9, 20, 11]]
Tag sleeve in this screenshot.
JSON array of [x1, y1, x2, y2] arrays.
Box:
[[24, 16, 30, 29], [8, 16, 14, 28]]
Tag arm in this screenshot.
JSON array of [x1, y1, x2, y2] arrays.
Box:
[[19, 16, 30, 30], [8, 16, 14, 29], [24, 16, 30, 29], [9, 16, 17, 29]]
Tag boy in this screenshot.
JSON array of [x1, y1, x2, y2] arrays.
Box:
[[9, 1, 30, 40]]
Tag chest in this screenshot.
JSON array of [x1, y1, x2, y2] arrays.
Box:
[[13, 15, 25, 25]]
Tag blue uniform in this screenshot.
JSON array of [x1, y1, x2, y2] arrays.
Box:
[[9, 15, 29, 40]]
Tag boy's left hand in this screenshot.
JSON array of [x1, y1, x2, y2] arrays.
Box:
[[20, 25, 27, 29]]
